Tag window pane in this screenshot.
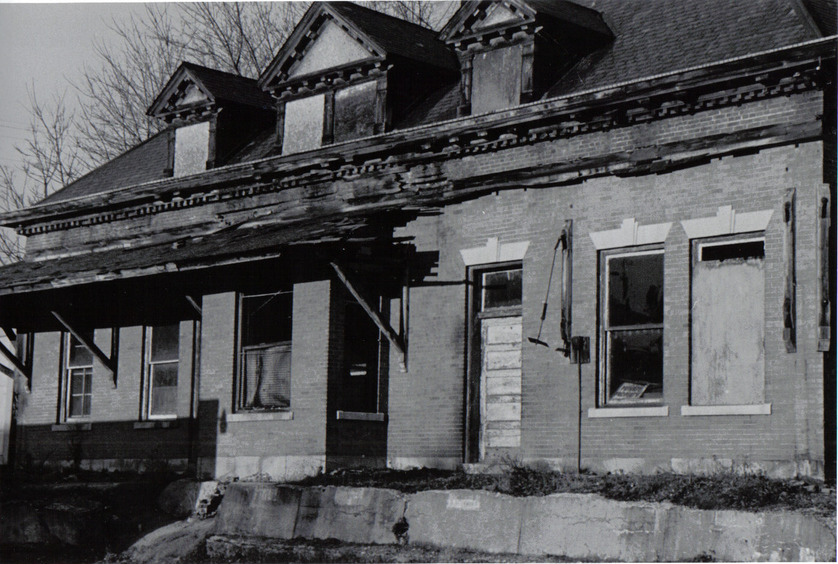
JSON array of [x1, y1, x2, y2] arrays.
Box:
[[152, 362, 178, 388], [242, 344, 291, 409], [69, 396, 84, 418], [607, 253, 663, 327], [68, 333, 94, 367], [70, 370, 85, 394], [242, 292, 292, 347], [150, 324, 180, 362], [482, 269, 522, 310], [607, 329, 663, 402], [150, 363, 178, 416]]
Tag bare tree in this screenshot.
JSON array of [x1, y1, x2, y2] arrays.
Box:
[[0, 88, 81, 263]]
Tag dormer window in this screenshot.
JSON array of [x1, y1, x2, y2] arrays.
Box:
[[259, 2, 457, 156], [148, 62, 275, 176], [441, 0, 612, 115]]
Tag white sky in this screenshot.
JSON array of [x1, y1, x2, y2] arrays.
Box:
[[0, 2, 151, 170]]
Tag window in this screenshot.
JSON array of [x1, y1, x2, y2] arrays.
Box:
[[237, 291, 293, 410], [282, 94, 325, 155], [599, 249, 664, 406], [691, 237, 765, 405], [173, 121, 210, 176], [144, 324, 180, 419], [471, 44, 523, 114], [479, 267, 523, 312], [64, 332, 93, 419]]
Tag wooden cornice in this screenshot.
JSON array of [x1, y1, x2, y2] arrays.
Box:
[[3, 39, 833, 234]]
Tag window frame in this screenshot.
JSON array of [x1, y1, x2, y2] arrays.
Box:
[[474, 263, 523, 320], [235, 289, 293, 412], [62, 332, 94, 421], [143, 324, 181, 421], [597, 246, 665, 408]]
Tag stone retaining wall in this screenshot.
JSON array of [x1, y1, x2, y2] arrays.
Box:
[[214, 483, 836, 562]]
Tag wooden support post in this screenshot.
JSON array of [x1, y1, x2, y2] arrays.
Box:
[[275, 102, 286, 154], [51, 311, 117, 381], [0, 340, 29, 377], [783, 188, 796, 353], [322, 90, 335, 145], [330, 262, 406, 370], [818, 193, 831, 351], [2, 326, 16, 342]]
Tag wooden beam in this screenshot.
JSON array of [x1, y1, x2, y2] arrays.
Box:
[[51, 311, 117, 379], [0, 363, 13, 378], [0, 340, 28, 377], [2, 326, 16, 342], [330, 261, 406, 370], [186, 295, 202, 316]]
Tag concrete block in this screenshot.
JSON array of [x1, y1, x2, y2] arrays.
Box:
[[286, 455, 325, 481], [214, 483, 300, 539], [260, 456, 287, 481], [295, 486, 407, 545], [519, 493, 659, 560], [405, 490, 524, 554]]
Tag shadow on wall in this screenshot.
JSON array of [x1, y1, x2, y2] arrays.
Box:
[[11, 399, 219, 479]]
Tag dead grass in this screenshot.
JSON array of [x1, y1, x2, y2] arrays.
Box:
[[291, 463, 835, 516]]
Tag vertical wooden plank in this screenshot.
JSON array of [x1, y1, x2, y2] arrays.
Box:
[[322, 90, 335, 145], [783, 188, 796, 353], [373, 75, 389, 135], [205, 116, 217, 169], [818, 193, 831, 351], [275, 101, 286, 153], [520, 39, 534, 103], [560, 220, 573, 353], [164, 128, 175, 177]]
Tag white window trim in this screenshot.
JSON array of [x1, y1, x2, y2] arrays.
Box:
[[681, 404, 771, 416], [681, 206, 773, 239], [599, 247, 665, 408], [227, 411, 294, 422], [588, 406, 669, 418], [336, 410, 386, 421], [460, 237, 529, 266], [144, 325, 180, 421], [64, 332, 93, 421], [589, 218, 672, 250]]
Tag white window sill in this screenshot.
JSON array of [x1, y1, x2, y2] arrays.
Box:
[[336, 411, 386, 422], [227, 411, 293, 422], [134, 419, 179, 429], [588, 406, 669, 418], [681, 404, 771, 416], [51, 422, 92, 432]]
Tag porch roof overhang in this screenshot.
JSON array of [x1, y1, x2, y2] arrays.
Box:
[[2, 37, 833, 232], [0, 214, 393, 298]]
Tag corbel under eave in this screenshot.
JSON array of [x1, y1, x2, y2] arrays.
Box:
[[51, 311, 118, 384], [329, 261, 407, 371]]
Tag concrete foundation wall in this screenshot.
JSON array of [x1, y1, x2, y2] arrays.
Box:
[[214, 483, 837, 562]]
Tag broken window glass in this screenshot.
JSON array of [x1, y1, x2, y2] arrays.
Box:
[[481, 267, 523, 311], [601, 250, 664, 405], [238, 291, 293, 410]]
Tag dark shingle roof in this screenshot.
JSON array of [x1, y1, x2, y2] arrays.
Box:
[[179, 62, 273, 109], [326, 2, 458, 70], [545, 0, 822, 97], [38, 130, 170, 205]]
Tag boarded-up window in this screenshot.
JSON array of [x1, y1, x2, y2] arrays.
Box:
[[283, 94, 325, 155], [146, 324, 179, 418], [600, 250, 664, 405], [691, 238, 765, 405], [334, 81, 376, 144], [471, 44, 523, 115], [173, 121, 210, 176], [238, 291, 293, 410]]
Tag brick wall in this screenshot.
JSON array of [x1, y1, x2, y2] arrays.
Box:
[[390, 134, 828, 477]]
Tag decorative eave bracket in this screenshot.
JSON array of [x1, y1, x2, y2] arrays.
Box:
[[51, 311, 118, 384], [330, 261, 407, 371]]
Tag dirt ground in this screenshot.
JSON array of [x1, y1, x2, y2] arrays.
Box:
[[201, 534, 585, 563]]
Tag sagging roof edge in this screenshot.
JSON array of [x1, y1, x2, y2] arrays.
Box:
[[2, 36, 835, 229]]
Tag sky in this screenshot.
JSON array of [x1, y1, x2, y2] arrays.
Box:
[[0, 2, 151, 171]]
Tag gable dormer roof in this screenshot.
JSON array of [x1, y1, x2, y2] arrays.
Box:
[[440, 0, 611, 44], [258, 1, 457, 92], [147, 62, 273, 121]]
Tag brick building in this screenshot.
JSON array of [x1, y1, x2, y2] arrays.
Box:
[[0, 0, 834, 481]]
